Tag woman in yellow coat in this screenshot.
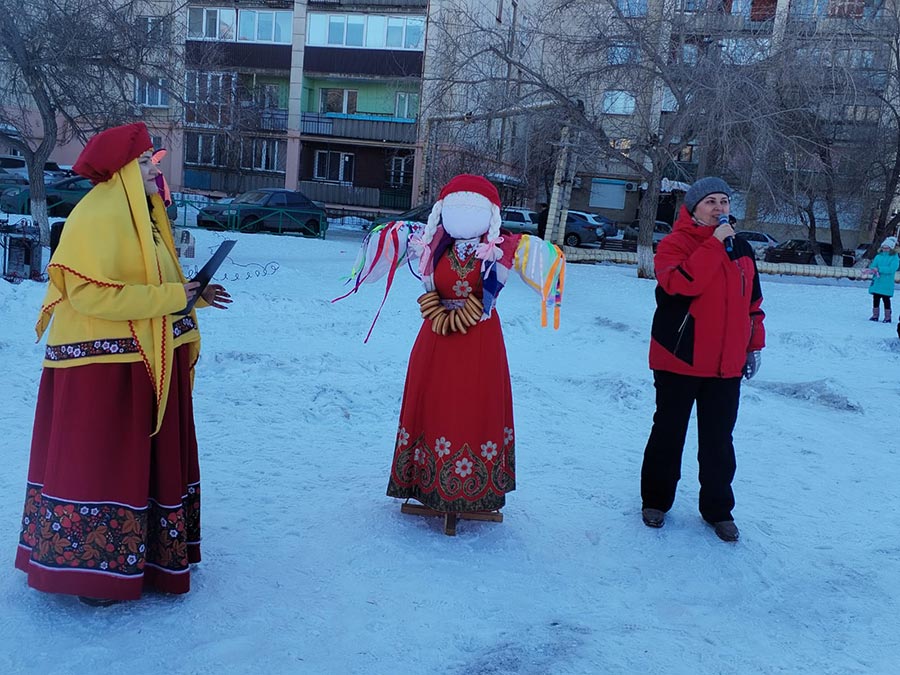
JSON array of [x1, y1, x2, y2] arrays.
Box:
[[14, 122, 230, 604]]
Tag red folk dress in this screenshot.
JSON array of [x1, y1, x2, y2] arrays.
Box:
[[387, 245, 516, 512]]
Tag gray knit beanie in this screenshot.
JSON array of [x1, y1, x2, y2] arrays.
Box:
[[684, 177, 732, 214]]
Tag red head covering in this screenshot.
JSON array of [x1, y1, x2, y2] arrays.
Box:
[[437, 174, 501, 207], [73, 122, 153, 184]]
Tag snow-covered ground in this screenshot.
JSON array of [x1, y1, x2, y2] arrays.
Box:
[[1, 225, 897, 674]]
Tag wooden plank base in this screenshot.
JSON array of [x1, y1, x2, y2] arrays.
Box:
[[400, 502, 504, 524]]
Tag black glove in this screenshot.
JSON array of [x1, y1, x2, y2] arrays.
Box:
[[743, 351, 761, 380]]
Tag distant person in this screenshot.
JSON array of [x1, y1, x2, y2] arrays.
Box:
[[640, 177, 765, 542], [867, 236, 898, 322], [15, 122, 231, 606], [536, 202, 549, 240]]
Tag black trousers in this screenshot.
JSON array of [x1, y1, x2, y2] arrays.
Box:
[[641, 371, 741, 523], [872, 294, 892, 310]]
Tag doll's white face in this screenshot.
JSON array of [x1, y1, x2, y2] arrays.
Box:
[[440, 191, 493, 240]]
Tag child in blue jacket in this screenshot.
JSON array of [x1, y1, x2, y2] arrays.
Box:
[[869, 236, 899, 322]]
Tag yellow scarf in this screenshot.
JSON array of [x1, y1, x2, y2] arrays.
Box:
[[36, 160, 200, 434]]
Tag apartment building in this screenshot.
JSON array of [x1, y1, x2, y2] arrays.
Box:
[[129, 1, 427, 212]]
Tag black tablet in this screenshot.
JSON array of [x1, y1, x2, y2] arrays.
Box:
[[176, 239, 236, 314]]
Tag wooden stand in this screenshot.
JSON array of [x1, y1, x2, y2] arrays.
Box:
[[400, 501, 503, 536]]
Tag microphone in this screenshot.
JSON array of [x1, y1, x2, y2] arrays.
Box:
[[719, 214, 733, 252]]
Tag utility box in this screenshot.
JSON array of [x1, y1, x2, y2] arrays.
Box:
[[2, 220, 43, 281]]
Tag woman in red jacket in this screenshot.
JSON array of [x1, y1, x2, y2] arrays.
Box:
[[640, 177, 765, 542]]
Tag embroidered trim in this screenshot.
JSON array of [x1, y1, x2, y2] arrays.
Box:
[[46, 337, 139, 361], [448, 246, 479, 279], [43, 318, 194, 361], [18, 482, 201, 577], [172, 316, 197, 338]]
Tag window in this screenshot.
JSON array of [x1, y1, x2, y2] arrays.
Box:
[[321, 89, 358, 114], [187, 7, 235, 40], [589, 180, 627, 209], [150, 135, 163, 150], [308, 13, 328, 45], [844, 104, 880, 123], [138, 16, 167, 43], [366, 16, 386, 47], [608, 44, 638, 65], [136, 78, 169, 108], [828, 0, 864, 17], [610, 138, 632, 156], [602, 90, 636, 115], [346, 16, 365, 46], [240, 138, 287, 173], [184, 132, 226, 166], [617, 0, 648, 16], [661, 87, 678, 112], [395, 92, 419, 119], [328, 15, 345, 45], [720, 38, 770, 65], [314, 151, 354, 183], [386, 17, 404, 47], [185, 71, 235, 126], [389, 155, 413, 186], [681, 43, 699, 65], [749, 0, 777, 20], [676, 144, 695, 162], [405, 18, 425, 49], [238, 10, 292, 44], [307, 13, 425, 50], [679, 0, 707, 11]]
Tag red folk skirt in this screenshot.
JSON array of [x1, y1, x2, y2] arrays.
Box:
[[386, 251, 516, 512], [15, 346, 201, 600]]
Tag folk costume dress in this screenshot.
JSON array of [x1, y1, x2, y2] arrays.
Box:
[[15, 123, 205, 601], [338, 174, 566, 516]]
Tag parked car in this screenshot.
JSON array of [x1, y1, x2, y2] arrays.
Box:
[[501, 207, 538, 235], [371, 203, 434, 229], [569, 210, 618, 238], [1, 175, 93, 217], [763, 239, 854, 267], [562, 211, 607, 247], [0, 155, 70, 182], [2, 175, 178, 220], [735, 230, 778, 259], [623, 219, 672, 246], [196, 188, 326, 236], [0, 167, 29, 189]]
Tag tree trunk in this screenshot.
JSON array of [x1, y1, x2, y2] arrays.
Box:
[[636, 177, 660, 279], [820, 148, 844, 267], [26, 159, 51, 244]]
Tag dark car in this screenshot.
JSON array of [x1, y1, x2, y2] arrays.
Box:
[[763, 239, 854, 267], [197, 188, 326, 236], [623, 220, 672, 246], [1, 176, 94, 217], [1, 175, 178, 220], [372, 203, 434, 229], [0, 167, 29, 189]]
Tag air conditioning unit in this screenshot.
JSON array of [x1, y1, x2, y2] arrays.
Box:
[[625, 181, 638, 192]]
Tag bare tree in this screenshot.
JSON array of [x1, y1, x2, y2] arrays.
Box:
[[423, 0, 777, 277], [0, 1, 184, 240]]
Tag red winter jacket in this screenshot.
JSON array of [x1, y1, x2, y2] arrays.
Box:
[[649, 206, 766, 378]]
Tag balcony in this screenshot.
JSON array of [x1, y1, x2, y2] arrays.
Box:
[[237, 105, 289, 132], [311, 0, 427, 7], [301, 113, 417, 144], [186, 41, 291, 71], [304, 47, 423, 78]]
